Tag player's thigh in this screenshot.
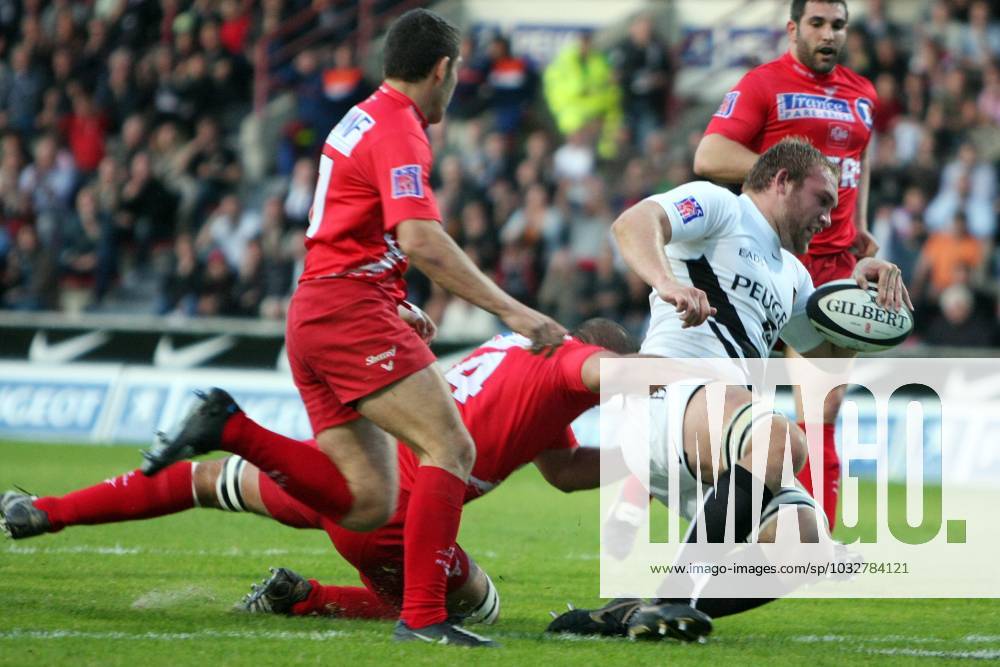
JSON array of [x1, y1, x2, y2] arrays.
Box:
[[355, 363, 475, 475], [683, 383, 804, 484], [682, 383, 755, 478]]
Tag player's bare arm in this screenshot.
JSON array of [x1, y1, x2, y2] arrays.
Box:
[[611, 201, 716, 328], [692, 133, 759, 183], [533, 447, 601, 492], [396, 218, 566, 350], [850, 146, 878, 258]]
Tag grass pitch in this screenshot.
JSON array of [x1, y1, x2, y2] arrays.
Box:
[[1, 441, 998, 666]]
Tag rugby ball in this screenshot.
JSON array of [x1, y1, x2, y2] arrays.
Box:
[[806, 279, 913, 352]]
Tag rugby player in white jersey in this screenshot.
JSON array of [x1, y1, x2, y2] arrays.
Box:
[[548, 139, 910, 640]]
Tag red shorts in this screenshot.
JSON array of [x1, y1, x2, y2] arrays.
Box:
[[286, 278, 436, 432], [798, 250, 857, 287], [257, 468, 469, 608]]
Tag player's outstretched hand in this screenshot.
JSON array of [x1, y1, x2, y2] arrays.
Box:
[[398, 301, 437, 343], [656, 283, 716, 328], [501, 305, 567, 355], [852, 257, 913, 313]]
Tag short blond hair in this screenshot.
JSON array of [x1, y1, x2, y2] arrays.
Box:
[[744, 138, 839, 193]]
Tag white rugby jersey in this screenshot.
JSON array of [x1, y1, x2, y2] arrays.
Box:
[[639, 181, 824, 360]]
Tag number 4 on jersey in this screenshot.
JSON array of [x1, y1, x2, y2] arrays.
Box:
[[445, 352, 506, 403]]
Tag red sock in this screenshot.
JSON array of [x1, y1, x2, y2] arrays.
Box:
[[291, 582, 398, 619], [34, 463, 194, 532], [222, 412, 353, 523], [796, 422, 839, 530], [621, 474, 650, 506], [399, 466, 466, 629]]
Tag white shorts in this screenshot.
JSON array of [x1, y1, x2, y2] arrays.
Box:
[[646, 380, 706, 522]]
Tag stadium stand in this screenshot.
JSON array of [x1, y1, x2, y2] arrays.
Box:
[[0, 0, 997, 348]]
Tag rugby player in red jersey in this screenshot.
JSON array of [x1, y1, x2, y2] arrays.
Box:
[[691, 0, 880, 529], [139, 9, 565, 648], [1, 320, 636, 628]]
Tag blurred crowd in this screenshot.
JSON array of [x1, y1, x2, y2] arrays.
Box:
[[0, 0, 998, 348]]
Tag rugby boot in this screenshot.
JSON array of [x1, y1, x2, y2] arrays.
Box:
[[393, 620, 499, 647], [0, 491, 51, 539], [141, 388, 241, 475], [627, 602, 713, 643], [238, 567, 312, 615]]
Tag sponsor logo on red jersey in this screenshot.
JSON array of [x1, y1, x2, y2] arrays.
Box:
[[390, 165, 424, 199], [776, 93, 854, 122]]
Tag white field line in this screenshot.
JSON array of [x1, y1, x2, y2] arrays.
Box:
[[791, 635, 1000, 661], [860, 648, 1000, 660]]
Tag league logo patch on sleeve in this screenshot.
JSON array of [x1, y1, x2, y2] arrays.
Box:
[[390, 164, 424, 199], [855, 98, 874, 130], [714, 91, 740, 118], [674, 196, 705, 224]]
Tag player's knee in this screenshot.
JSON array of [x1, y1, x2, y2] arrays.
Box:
[[764, 416, 806, 476], [192, 459, 224, 508], [417, 428, 476, 477], [340, 485, 395, 532]]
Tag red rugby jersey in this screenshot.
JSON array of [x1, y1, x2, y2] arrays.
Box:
[[300, 84, 441, 301], [398, 335, 604, 503], [704, 52, 876, 256]]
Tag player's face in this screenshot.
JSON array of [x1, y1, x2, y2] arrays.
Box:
[[427, 55, 461, 124], [781, 166, 837, 254], [788, 1, 848, 74]]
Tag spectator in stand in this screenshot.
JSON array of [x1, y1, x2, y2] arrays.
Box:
[[258, 195, 295, 320], [0, 133, 29, 225], [276, 48, 329, 175], [119, 151, 180, 261], [218, 0, 252, 56], [283, 156, 316, 230], [107, 113, 148, 167], [157, 232, 200, 315], [435, 153, 482, 231], [501, 182, 563, 260], [924, 142, 996, 239], [176, 115, 241, 222], [923, 282, 996, 347], [977, 59, 1000, 124], [883, 186, 930, 284], [96, 48, 145, 133], [60, 90, 108, 175], [195, 247, 235, 316], [231, 237, 266, 317], [1, 223, 57, 310], [484, 35, 537, 137], [59, 186, 116, 304], [1, 44, 44, 136], [913, 211, 984, 305], [322, 44, 373, 125], [449, 35, 489, 120], [610, 13, 674, 148], [18, 132, 77, 230], [543, 32, 622, 160], [956, 0, 1000, 67], [195, 192, 260, 270]]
